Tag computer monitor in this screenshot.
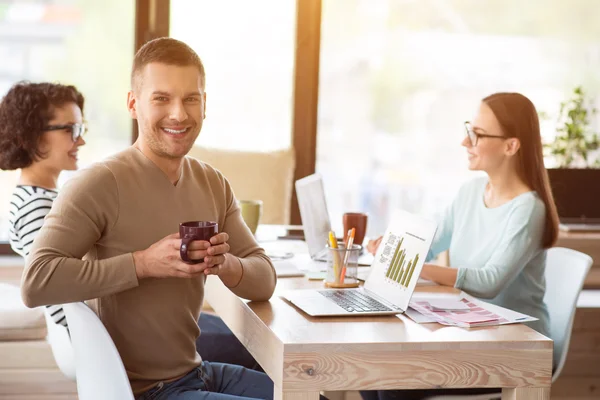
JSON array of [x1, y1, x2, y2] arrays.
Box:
[[295, 174, 332, 259], [547, 168, 600, 223]]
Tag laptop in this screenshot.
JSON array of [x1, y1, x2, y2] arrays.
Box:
[[295, 174, 373, 266], [547, 168, 600, 231], [282, 209, 437, 316]]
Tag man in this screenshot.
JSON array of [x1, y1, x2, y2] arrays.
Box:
[[22, 37, 276, 400]]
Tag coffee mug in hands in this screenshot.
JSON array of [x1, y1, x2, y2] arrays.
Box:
[[179, 221, 218, 264], [239, 200, 263, 235], [343, 212, 368, 246]]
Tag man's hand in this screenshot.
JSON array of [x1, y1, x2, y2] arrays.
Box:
[[202, 232, 243, 288], [366, 236, 383, 255], [133, 233, 211, 279], [201, 232, 231, 276], [132, 232, 238, 282]]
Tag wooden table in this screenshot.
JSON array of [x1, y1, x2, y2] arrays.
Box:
[[204, 275, 553, 400]]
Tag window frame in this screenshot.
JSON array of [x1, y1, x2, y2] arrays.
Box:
[[290, 0, 322, 225], [0, 0, 321, 255], [0, 0, 171, 256]]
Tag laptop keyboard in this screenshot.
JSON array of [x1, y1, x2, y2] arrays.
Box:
[[318, 290, 394, 313]]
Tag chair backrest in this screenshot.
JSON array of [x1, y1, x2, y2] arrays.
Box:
[[43, 309, 76, 380], [187, 146, 296, 224], [543, 247, 592, 381], [62, 302, 134, 400]]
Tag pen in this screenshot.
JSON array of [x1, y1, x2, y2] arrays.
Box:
[[340, 228, 355, 283], [328, 231, 341, 283]]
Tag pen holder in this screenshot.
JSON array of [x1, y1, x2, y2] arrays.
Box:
[[325, 243, 360, 288]]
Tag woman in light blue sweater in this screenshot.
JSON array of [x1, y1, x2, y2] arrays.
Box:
[[363, 92, 559, 400]]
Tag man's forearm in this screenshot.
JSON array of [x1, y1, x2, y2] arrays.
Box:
[[219, 254, 244, 288], [220, 253, 276, 301], [22, 250, 138, 307]]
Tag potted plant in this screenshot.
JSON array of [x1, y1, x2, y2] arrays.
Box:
[[543, 86, 600, 168], [543, 86, 600, 224]]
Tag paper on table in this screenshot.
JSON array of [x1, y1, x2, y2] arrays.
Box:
[[428, 298, 470, 311], [462, 293, 538, 324], [409, 299, 497, 327], [406, 292, 537, 327], [405, 307, 437, 323], [263, 240, 313, 258], [411, 292, 460, 300], [402, 292, 459, 323], [306, 271, 326, 280], [272, 260, 306, 277], [265, 253, 326, 273]]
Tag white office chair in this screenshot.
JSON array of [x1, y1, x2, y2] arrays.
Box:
[[43, 308, 76, 380], [425, 247, 592, 400], [62, 302, 135, 400], [543, 247, 591, 381]]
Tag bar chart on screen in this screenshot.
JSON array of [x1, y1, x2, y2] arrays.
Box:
[[384, 236, 420, 288], [364, 209, 437, 311], [374, 230, 427, 291]]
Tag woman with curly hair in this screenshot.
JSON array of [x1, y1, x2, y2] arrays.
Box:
[[0, 81, 86, 330]]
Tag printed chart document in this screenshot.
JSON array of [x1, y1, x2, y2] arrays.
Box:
[[403, 292, 537, 328], [405, 307, 437, 323]]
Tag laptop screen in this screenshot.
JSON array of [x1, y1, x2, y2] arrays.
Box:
[[365, 209, 437, 311], [295, 174, 332, 257], [547, 168, 600, 221]]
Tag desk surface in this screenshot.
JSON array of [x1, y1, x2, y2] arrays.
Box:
[[205, 275, 552, 400], [207, 226, 552, 399], [0, 228, 553, 399], [232, 277, 549, 348]]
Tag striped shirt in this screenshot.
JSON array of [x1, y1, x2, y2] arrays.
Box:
[[9, 185, 67, 327]]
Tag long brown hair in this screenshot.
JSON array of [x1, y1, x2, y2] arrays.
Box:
[[483, 92, 559, 248]]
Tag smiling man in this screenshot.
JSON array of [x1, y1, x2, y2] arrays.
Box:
[[21, 38, 277, 400]]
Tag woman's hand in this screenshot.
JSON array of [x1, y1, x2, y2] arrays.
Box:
[[366, 236, 383, 255]]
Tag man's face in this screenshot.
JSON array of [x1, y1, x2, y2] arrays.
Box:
[[128, 62, 206, 160]]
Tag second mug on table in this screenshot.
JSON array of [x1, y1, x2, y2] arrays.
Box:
[[179, 221, 219, 264], [343, 212, 368, 246], [239, 200, 263, 235]]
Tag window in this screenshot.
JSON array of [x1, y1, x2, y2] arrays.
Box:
[[170, 0, 296, 151], [317, 0, 600, 236], [0, 0, 134, 243]]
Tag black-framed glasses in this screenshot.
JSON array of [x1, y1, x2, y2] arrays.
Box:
[[464, 121, 505, 146], [45, 123, 87, 142]]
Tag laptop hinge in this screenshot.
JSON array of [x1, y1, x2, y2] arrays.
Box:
[[364, 288, 404, 311]]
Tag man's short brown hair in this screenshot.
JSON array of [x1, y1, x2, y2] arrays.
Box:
[[131, 37, 206, 91]]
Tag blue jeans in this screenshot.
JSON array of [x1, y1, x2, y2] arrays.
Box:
[[137, 361, 273, 400], [197, 314, 262, 371]]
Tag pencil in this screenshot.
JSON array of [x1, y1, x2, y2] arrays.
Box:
[[340, 228, 355, 283], [328, 231, 341, 283]]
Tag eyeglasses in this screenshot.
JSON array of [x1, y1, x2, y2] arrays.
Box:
[[464, 121, 505, 146], [44, 123, 87, 142]]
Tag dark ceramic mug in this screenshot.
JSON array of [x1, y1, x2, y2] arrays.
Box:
[[179, 221, 218, 264]]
